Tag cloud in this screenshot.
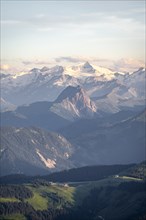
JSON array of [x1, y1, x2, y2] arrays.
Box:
[[55, 56, 113, 64], [2, 9, 143, 31], [113, 58, 145, 72], [37, 27, 53, 32], [1, 20, 22, 25], [21, 56, 114, 70], [55, 56, 82, 63], [0, 64, 10, 71], [22, 60, 52, 66], [35, 14, 45, 18], [1, 7, 144, 45], [55, 56, 145, 73], [2, 57, 144, 74], [22, 61, 33, 65]]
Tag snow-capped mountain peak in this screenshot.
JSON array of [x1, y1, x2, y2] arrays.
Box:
[[64, 62, 118, 80], [1, 62, 145, 112], [83, 61, 92, 68]]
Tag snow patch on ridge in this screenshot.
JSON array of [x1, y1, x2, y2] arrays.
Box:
[[0, 149, 5, 153], [15, 129, 21, 133], [31, 139, 36, 144]]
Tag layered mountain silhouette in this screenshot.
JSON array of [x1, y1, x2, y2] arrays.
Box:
[[0, 63, 145, 176], [1, 63, 145, 112], [1, 108, 145, 175], [67, 110, 146, 166], [1, 86, 98, 130]]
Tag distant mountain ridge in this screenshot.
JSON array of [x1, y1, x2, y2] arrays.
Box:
[[65, 109, 146, 166], [1, 86, 98, 129], [0, 163, 135, 184], [1, 63, 145, 113]]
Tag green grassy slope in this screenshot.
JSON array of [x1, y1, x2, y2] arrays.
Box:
[[0, 168, 145, 220], [25, 184, 75, 210], [0, 197, 19, 202]]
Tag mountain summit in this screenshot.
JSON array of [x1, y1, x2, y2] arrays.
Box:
[[81, 61, 95, 73], [51, 85, 97, 121], [56, 85, 83, 102], [83, 61, 93, 68]]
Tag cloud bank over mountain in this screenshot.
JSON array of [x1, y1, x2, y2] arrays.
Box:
[[1, 57, 144, 74]]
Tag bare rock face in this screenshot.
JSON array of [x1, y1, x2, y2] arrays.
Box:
[[51, 85, 97, 121], [81, 61, 95, 73]]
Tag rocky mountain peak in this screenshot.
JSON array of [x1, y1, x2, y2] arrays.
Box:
[[55, 85, 83, 103], [51, 65, 64, 74], [82, 61, 95, 73], [83, 61, 92, 68], [30, 68, 40, 73], [41, 66, 50, 72], [52, 86, 97, 121]]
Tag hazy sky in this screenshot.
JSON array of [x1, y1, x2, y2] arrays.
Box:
[[1, 0, 145, 71]]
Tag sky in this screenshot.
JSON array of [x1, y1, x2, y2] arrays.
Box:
[[0, 0, 145, 72]]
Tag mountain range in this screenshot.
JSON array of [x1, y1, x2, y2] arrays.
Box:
[[0, 62, 145, 176], [1, 62, 145, 113]]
